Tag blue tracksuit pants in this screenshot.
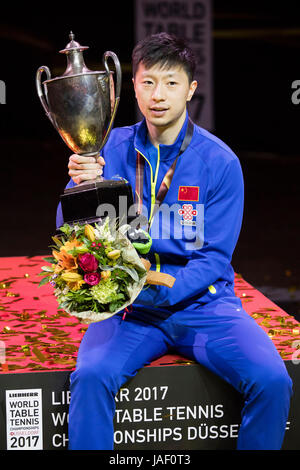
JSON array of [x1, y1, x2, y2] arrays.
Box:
[[68, 294, 292, 450]]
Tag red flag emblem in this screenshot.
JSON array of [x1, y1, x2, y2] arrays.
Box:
[[178, 186, 199, 201]]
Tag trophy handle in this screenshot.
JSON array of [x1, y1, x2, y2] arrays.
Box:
[[102, 51, 122, 148], [36, 66, 57, 129]]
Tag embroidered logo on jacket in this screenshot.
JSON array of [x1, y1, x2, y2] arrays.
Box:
[[178, 204, 198, 226]]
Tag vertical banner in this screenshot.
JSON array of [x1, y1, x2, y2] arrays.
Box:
[[6, 389, 43, 450], [135, 0, 213, 130]]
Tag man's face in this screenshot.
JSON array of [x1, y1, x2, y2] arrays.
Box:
[[133, 62, 197, 129]]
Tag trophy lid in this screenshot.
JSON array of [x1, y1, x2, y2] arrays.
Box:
[[59, 31, 89, 54], [59, 32, 91, 76]]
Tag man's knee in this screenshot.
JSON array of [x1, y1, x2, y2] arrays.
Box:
[[263, 366, 293, 397], [246, 363, 293, 400], [71, 360, 120, 393]]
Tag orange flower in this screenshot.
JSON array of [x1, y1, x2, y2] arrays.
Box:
[[60, 238, 84, 253], [52, 249, 78, 273]]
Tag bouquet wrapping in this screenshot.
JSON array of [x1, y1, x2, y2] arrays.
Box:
[[39, 219, 148, 323]]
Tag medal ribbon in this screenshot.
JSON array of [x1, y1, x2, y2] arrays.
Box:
[[135, 118, 194, 230]]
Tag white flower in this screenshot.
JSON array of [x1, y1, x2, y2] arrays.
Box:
[[94, 218, 116, 242]]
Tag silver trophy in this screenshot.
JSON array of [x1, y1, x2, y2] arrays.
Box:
[[36, 32, 134, 226]]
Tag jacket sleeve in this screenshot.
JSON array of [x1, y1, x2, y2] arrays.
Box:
[[56, 178, 77, 229], [136, 156, 244, 307]]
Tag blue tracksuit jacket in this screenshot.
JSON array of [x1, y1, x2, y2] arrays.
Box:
[[57, 112, 244, 312]]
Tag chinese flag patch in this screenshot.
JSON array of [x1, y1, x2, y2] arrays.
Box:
[[178, 186, 199, 201]]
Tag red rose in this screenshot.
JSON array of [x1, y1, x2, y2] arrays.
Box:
[[78, 253, 98, 272], [84, 272, 101, 286]]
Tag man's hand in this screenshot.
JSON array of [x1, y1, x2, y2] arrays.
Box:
[[68, 154, 106, 184], [127, 227, 153, 255]]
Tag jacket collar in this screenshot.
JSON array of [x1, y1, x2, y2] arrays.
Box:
[[134, 111, 190, 162]]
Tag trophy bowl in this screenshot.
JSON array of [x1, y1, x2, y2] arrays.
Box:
[[42, 71, 113, 157], [36, 32, 134, 227], [36, 31, 120, 160]]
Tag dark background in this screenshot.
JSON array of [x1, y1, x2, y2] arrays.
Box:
[[0, 1, 300, 319]]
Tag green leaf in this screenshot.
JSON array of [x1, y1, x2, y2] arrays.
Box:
[[43, 256, 56, 263], [41, 265, 54, 273], [49, 245, 60, 251], [51, 236, 63, 247], [38, 275, 51, 287], [59, 224, 74, 237], [67, 246, 89, 256]]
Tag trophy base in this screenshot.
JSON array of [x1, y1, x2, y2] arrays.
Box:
[[59, 179, 135, 229]]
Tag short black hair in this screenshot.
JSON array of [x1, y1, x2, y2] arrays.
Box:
[[132, 32, 196, 83]]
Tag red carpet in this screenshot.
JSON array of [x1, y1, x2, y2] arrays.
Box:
[[0, 255, 299, 374]]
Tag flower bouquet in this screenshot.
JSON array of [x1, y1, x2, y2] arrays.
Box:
[[39, 219, 148, 323]]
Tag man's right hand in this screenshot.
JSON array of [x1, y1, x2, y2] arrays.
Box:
[[68, 154, 106, 184]]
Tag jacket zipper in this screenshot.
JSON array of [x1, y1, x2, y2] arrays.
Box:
[[154, 253, 160, 272], [135, 146, 160, 227], [135, 146, 161, 273]]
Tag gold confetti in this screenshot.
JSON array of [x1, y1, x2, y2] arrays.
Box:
[[261, 320, 272, 328], [279, 340, 293, 346], [279, 351, 291, 358], [6, 292, 18, 297], [20, 312, 30, 321], [79, 327, 88, 333], [252, 313, 263, 319], [21, 345, 31, 356], [32, 347, 47, 363]]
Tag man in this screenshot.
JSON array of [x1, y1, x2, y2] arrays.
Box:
[[57, 33, 292, 450]]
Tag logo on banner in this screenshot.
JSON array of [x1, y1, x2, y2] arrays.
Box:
[[6, 388, 43, 450], [178, 203, 198, 226]]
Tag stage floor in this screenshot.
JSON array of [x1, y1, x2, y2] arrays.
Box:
[[1, 256, 300, 450], [1, 255, 300, 373]]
